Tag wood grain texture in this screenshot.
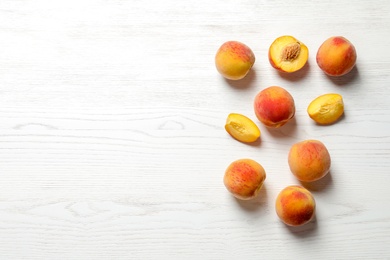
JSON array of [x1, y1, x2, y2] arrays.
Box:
[[0, 0, 390, 259]]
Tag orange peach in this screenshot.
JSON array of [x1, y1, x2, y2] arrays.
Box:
[[224, 159, 266, 200], [316, 36, 357, 76], [275, 185, 316, 226], [215, 41, 255, 80], [269, 35, 309, 73], [253, 86, 295, 128], [288, 140, 331, 182]]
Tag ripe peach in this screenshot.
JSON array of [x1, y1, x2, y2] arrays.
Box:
[[269, 35, 309, 73], [223, 159, 266, 200], [288, 140, 331, 182], [215, 41, 255, 80], [275, 185, 316, 226], [316, 36, 357, 76], [253, 86, 295, 128]]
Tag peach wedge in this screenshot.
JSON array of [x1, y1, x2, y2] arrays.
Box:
[[307, 93, 344, 125], [225, 113, 261, 143]]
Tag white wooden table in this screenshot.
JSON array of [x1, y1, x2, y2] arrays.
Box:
[[1, 0, 389, 259]]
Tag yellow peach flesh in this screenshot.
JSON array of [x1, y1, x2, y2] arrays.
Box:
[[269, 35, 309, 73], [225, 113, 261, 143], [307, 93, 344, 125]]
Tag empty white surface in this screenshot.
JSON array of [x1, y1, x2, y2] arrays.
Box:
[[1, 0, 390, 259]]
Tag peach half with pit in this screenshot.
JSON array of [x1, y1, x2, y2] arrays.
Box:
[[224, 159, 266, 200], [316, 36, 357, 76], [275, 185, 316, 226], [215, 41, 255, 80], [288, 139, 331, 182], [268, 35, 309, 73], [254, 86, 295, 128]]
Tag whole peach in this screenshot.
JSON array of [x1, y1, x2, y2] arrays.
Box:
[[254, 86, 295, 128], [223, 159, 266, 200], [316, 36, 357, 76], [215, 41, 255, 80], [275, 185, 316, 226], [288, 140, 331, 182]]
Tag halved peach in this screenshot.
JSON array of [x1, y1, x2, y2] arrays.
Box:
[[269, 35, 309, 73]]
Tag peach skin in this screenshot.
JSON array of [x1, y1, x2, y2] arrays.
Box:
[[275, 185, 316, 226], [316, 36, 357, 76], [224, 159, 266, 200], [215, 41, 255, 80], [288, 139, 331, 182], [254, 86, 295, 128]]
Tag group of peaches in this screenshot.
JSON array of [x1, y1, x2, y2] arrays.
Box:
[[215, 36, 357, 226]]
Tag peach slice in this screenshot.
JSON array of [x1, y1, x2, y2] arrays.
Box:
[[307, 93, 344, 125], [215, 41, 255, 80], [269, 35, 309, 73], [225, 113, 261, 143], [224, 159, 266, 200], [275, 185, 316, 226]]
